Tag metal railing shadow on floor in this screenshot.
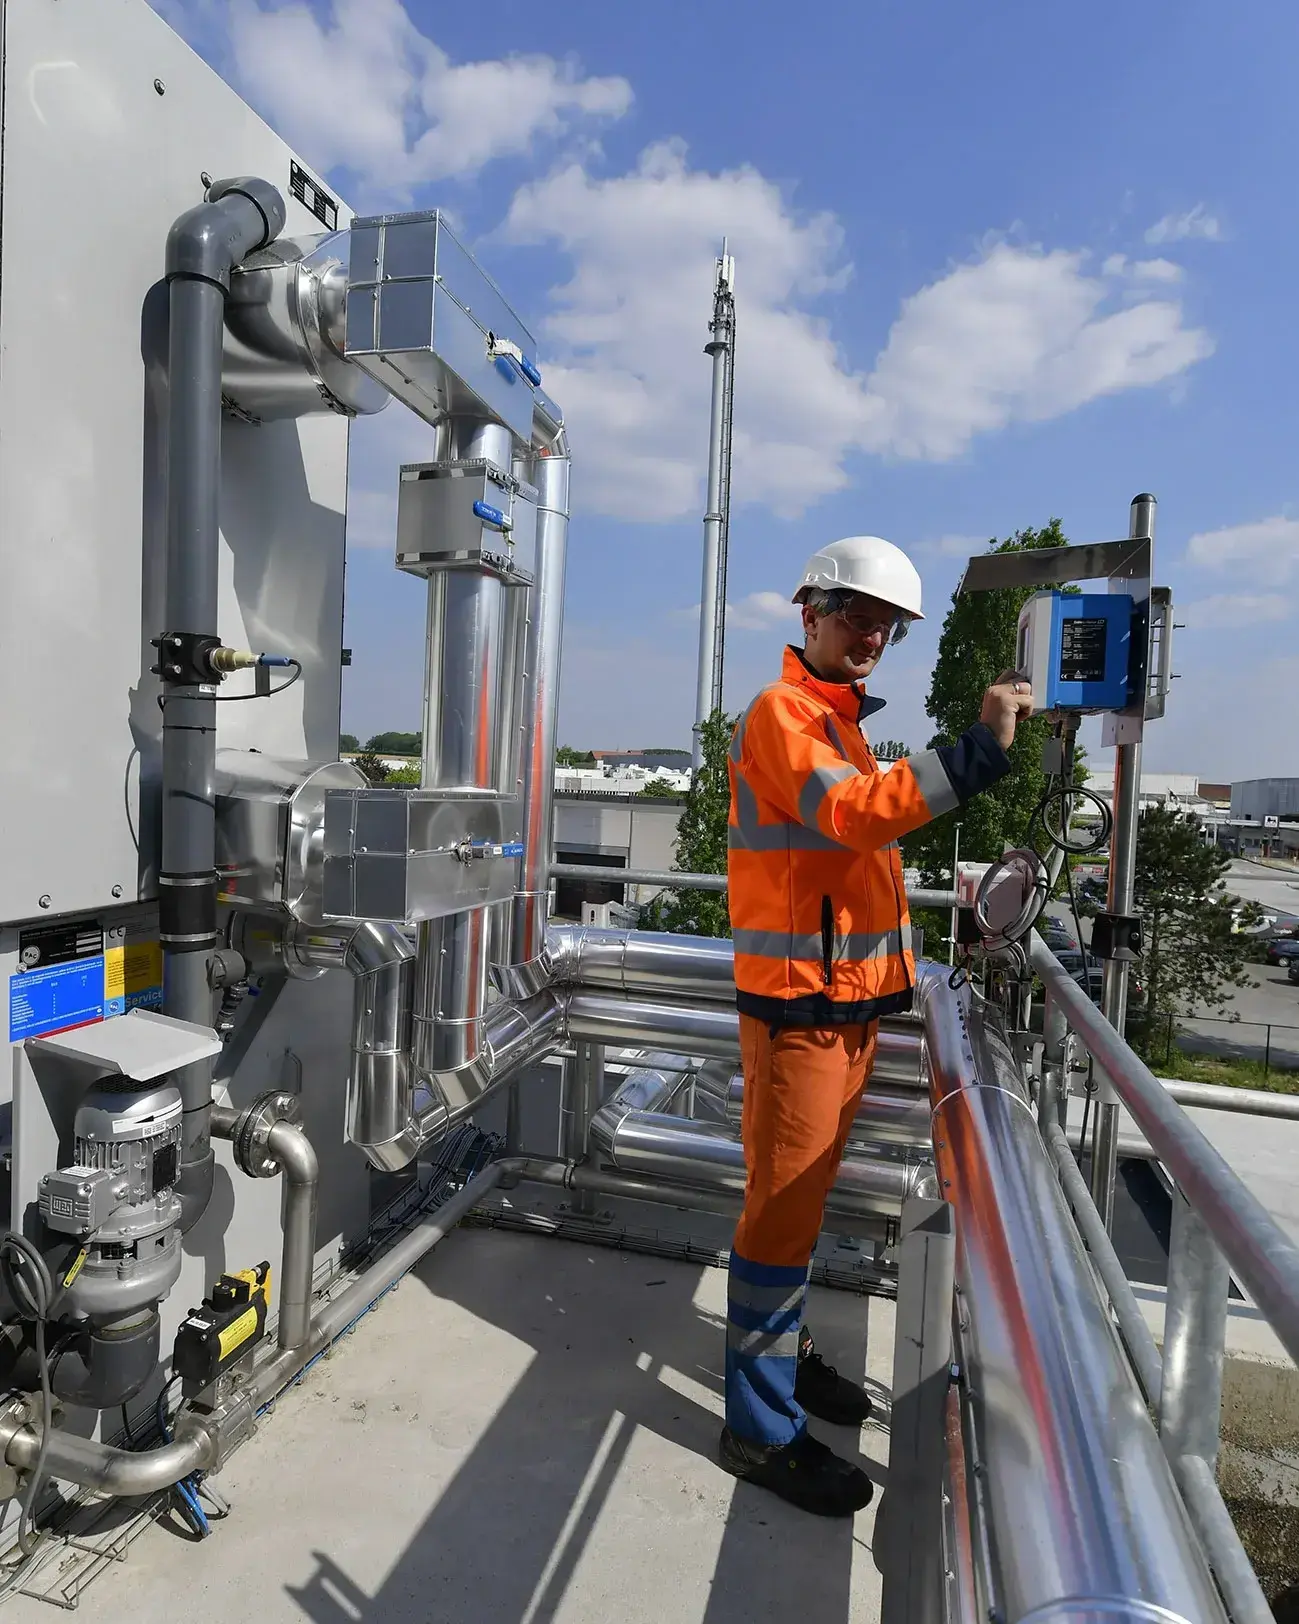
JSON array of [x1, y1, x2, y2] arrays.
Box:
[[281, 1223, 884, 1624]]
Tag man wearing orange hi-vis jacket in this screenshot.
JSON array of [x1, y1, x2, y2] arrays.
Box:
[[719, 535, 1034, 1516]]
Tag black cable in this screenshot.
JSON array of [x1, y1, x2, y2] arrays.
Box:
[[157, 658, 303, 711], [0, 1234, 57, 1557]]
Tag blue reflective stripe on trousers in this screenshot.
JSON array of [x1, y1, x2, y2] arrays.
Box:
[[725, 1251, 810, 1447]]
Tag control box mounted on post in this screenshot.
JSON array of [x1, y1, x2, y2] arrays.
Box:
[[1015, 590, 1134, 715]]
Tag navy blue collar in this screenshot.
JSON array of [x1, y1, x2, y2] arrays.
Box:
[[859, 692, 888, 721]]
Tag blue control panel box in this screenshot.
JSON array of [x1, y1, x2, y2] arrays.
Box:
[[1015, 590, 1134, 714]]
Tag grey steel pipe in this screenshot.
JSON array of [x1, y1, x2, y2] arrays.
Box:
[[161, 176, 287, 1231], [1032, 932, 1299, 1370], [512, 434, 570, 972], [1092, 492, 1155, 1229], [1161, 1076, 1299, 1120], [693, 274, 732, 773], [916, 965, 1225, 1623], [551, 863, 728, 893]]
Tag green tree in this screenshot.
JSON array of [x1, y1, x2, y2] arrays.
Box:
[[339, 732, 360, 754], [1131, 807, 1258, 1056], [901, 520, 1075, 888], [353, 749, 390, 785], [386, 762, 421, 786], [639, 777, 682, 798], [873, 738, 911, 762], [365, 730, 421, 756], [640, 709, 732, 938], [556, 745, 596, 766]]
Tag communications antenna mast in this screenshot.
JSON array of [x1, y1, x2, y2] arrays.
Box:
[[692, 245, 737, 771]]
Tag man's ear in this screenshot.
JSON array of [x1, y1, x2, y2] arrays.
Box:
[[800, 603, 819, 638]]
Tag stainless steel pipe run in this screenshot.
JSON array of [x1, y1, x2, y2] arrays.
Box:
[[511, 434, 570, 976], [566, 990, 741, 1059], [547, 924, 737, 1003], [161, 176, 287, 1231], [916, 965, 1225, 1623], [588, 1107, 936, 1219], [209, 1102, 319, 1353]]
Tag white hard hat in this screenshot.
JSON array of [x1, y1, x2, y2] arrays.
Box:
[[792, 536, 925, 621]]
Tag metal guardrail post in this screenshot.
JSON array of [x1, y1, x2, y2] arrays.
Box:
[[878, 1197, 956, 1624], [1161, 1189, 1230, 1472]]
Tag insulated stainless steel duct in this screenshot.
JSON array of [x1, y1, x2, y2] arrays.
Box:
[[916, 965, 1225, 1623], [510, 435, 570, 980], [161, 176, 287, 1231], [546, 924, 737, 1004], [566, 991, 741, 1059], [588, 1107, 936, 1219], [412, 420, 523, 1091]]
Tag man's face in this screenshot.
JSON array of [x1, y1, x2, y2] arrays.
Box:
[[801, 593, 903, 683]]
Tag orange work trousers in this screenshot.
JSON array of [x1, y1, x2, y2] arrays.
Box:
[[726, 1016, 877, 1445]]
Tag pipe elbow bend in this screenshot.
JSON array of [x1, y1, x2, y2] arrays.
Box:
[[165, 178, 286, 284]]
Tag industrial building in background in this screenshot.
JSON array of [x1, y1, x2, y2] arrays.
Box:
[[0, 2, 1294, 1617], [692, 247, 737, 772]]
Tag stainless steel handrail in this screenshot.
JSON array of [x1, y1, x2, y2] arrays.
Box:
[[1031, 930, 1299, 1368]]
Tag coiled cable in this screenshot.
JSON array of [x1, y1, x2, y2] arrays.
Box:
[[0, 1235, 58, 1557]]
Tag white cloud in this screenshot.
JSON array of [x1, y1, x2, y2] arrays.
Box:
[[508, 145, 1214, 517], [1179, 593, 1292, 630], [1145, 204, 1223, 244], [1132, 258, 1183, 283], [672, 591, 802, 632], [915, 533, 992, 559], [727, 591, 802, 631], [1186, 516, 1299, 586], [223, 0, 631, 198], [863, 243, 1212, 460]]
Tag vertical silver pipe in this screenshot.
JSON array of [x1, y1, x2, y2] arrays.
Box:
[[692, 325, 730, 772], [561, 1041, 604, 1216], [1160, 1189, 1230, 1472], [161, 179, 285, 1230], [1091, 491, 1155, 1225], [415, 418, 517, 1090], [1040, 988, 1068, 1135], [265, 1120, 320, 1352], [511, 437, 570, 967]]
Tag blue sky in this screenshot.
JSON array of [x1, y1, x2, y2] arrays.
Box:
[[157, 0, 1298, 777]]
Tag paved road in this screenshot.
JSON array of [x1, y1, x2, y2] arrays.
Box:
[[1221, 857, 1299, 927]]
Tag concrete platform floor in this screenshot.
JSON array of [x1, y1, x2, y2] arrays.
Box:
[[8, 1227, 892, 1623]]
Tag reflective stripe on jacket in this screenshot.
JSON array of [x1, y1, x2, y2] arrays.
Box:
[[727, 646, 1011, 1026]]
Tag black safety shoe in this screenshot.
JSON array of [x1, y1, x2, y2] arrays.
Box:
[[718, 1426, 875, 1518], [795, 1328, 873, 1427]]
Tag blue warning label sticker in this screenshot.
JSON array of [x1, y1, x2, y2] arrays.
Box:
[[9, 956, 108, 1042]]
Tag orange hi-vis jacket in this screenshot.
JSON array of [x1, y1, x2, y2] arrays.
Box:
[[727, 646, 1011, 1027]]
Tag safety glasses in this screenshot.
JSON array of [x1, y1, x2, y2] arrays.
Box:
[[826, 595, 913, 645]]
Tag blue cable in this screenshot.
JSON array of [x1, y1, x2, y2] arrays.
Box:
[[156, 1380, 211, 1539]]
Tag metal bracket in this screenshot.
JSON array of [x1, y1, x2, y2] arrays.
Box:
[[1091, 912, 1143, 962], [151, 631, 223, 686]]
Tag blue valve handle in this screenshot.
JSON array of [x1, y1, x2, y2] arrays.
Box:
[[473, 500, 509, 531], [498, 842, 524, 858], [518, 355, 542, 387]]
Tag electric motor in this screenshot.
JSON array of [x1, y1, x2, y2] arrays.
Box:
[[38, 1075, 184, 1323]]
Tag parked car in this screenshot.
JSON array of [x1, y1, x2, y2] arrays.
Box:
[[1041, 921, 1078, 953], [1265, 936, 1299, 967], [1055, 947, 1146, 1009]]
